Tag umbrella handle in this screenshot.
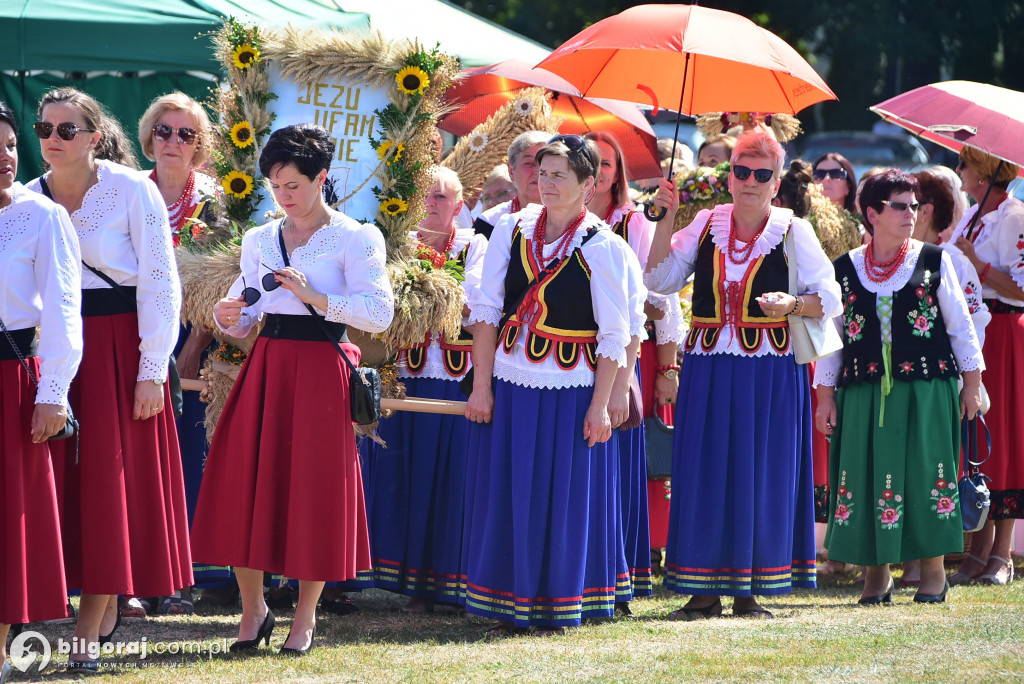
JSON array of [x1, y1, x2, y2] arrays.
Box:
[[644, 202, 668, 222]]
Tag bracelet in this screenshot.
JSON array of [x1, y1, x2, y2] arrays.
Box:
[[979, 262, 992, 283], [789, 295, 802, 316], [655, 364, 681, 372]]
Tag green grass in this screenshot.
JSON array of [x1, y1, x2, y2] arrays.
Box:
[[14, 566, 1024, 683]]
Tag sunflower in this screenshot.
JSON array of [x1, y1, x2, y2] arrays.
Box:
[[395, 66, 430, 95], [229, 121, 255, 148], [380, 197, 409, 216], [376, 141, 405, 165], [513, 96, 535, 117], [232, 44, 260, 70], [467, 132, 488, 152], [222, 170, 255, 199]]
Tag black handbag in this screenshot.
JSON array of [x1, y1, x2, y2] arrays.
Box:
[[959, 415, 992, 533], [644, 408, 673, 479]]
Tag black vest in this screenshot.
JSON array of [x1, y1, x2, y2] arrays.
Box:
[[834, 243, 958, 387], [685, 215, 792, 354], [401, 243, 473, 377], [499, 221, 601, 371]]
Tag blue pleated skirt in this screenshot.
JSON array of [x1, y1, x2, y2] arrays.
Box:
[[460, 379, 629, 628], [664, 352, 817, 597], [616, 365, 652, 598], [364, 375, 469, 604]]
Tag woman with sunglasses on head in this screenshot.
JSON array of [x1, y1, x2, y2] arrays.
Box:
[[646, 127, 841, 619], [815, 170, 984, 605], [947, 149, 1024, 587], [462, 134, 646, 636], [585, 131, 685, 609], [0, 100, 83, 683], [26, 87, 190, 672], [191, 124, 393, 654], [137, 92, 224, 616]]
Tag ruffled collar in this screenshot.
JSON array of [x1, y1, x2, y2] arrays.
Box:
[[516, 204, 605, 256], [708, 204, 793, 262]]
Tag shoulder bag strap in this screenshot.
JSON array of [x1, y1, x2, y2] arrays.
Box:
[[785, 219, 798, 298], [962, 415, 992, 472], [0, 315, 38, 385]]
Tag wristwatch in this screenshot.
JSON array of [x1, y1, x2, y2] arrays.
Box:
[[152, 378, 165, 386], [661, 368, 679, 380]]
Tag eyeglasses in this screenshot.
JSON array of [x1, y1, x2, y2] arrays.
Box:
[[732, 165, 775, 183], [549, 134, 596, 169], [240, 264, 284, 306], [813, 167, 848, 181], [33, 121, 96, 141], [153, 123, 198, 145], [879, 199, 920, 212]]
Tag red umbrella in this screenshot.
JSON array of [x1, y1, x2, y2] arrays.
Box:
[[439, 59, 661, 181]]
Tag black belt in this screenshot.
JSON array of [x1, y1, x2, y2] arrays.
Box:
[[82, 287, 138, 316], [984, 298, 1024, 315], [0, 327, 38, 361], [259, 313, 349, 343]]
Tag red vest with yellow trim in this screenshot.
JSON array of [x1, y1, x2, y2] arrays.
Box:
[[499, 222, 601, 371], [399, 244, 474, 377], [685, 217, 792, 354]]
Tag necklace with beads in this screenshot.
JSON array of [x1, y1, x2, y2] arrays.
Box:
[[533, 207, 587, 272], [864, 238, 910, 282], [727, 212, 770, 263], [150, 169, 196, 232], [417, 224, 457, 258]]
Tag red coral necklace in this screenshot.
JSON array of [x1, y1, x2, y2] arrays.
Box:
[[864, 238, 909, 282], [728, 212, 770, 263], [150, 169, 195, 232], [532, 207, 587, 271]]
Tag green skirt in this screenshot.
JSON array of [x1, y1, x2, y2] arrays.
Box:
[[825, 377, 963, 565]]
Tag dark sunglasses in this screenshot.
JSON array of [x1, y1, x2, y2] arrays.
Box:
[[240, 264, 284, 306], [732, 165, 775, 183], [813, 167, 848, 181], [879, 199, 920, 212], [153, 123, 198, 145], [549, 134, 596, 169], [33, 121, 96, 141]]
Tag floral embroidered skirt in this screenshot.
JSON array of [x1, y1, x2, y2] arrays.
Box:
[[825, 377, 963, 565]]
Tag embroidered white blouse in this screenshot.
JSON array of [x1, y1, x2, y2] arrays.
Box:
[[939, 241, 990, 349], [608, 205, 686, 345], [216, 212, 394, 338], [0, 184, 83, 405], [813, 243, 985, 387], [397, 227, 488, 380], [949, 197, 1024, 306], [645, 204, 842, 357], [467, 205, 644, 390], [27, 160, 180, 383]]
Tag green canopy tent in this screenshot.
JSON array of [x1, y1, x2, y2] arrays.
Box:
[[1, 0, 369, 179]]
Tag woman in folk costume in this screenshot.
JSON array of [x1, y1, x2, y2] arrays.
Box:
[[462, 135, 646, 635], [646, 128, 841, 619], [27, 87, 190, 671], [0, 101, 82, 681], [366, 166, 487, 612], [585, 131, 686, 607], [816, 170, 984, 604]]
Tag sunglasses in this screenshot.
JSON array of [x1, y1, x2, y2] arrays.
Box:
[[240, 264, 284, 306], [549, 134, 596, 169], [153, 123, 198, 145], [813, 167, 848, 181], [33, 121, 96, 141], [732, 165, 775, 183], [880, 199, 920, 212]]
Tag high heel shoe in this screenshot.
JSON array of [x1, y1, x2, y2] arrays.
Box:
[[229, 610, 275, 652], [280, 624, 315, 656], [914, 579, 950, 603], [99, 610, 121, 645], [857, 578, 894, 605]]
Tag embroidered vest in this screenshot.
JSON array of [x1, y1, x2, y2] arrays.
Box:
[[834, 243, 958, 387], [685, 217, 791, 354], [611, 210, 635, 243], [499, 222, 601, 371], [400, 243, 473, 377]]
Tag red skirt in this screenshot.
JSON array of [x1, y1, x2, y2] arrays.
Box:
[[980, 312, 1024, 502], [53, 313, 192, 597], [639, 338, 673, 549], [0, 358, 69, 623], [639, 338, 675, 424], [190, 337, 371, 581]]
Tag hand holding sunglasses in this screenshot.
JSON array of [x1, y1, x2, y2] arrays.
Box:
[[213, 294, 247, 329], [33, 121, 96, 141]]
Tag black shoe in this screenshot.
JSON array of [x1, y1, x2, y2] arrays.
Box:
[[67, 659, 100, 675], [614, 602, 633, 616], [913, 579, 950, 604], [858, 578, 895, 605], [230, 610, 275, 652], [280, 624, 316, 656], [99, 610, 121, 645], [321, 597, 360, 616], [668, 598, 723, 620]]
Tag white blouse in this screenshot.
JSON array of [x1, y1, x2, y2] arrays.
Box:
[[0, 184, 83, 405], [397, 227, 488, 380], [949, 197, 1024, 306], [608, 205, 686, 345], [940, 241, 990, 349], [217, 212, 394, 337], [27, 160, 180, 383], [646, 205, 842, 357], [467, 205, 643, 390], [813, 243, 985, 387]]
